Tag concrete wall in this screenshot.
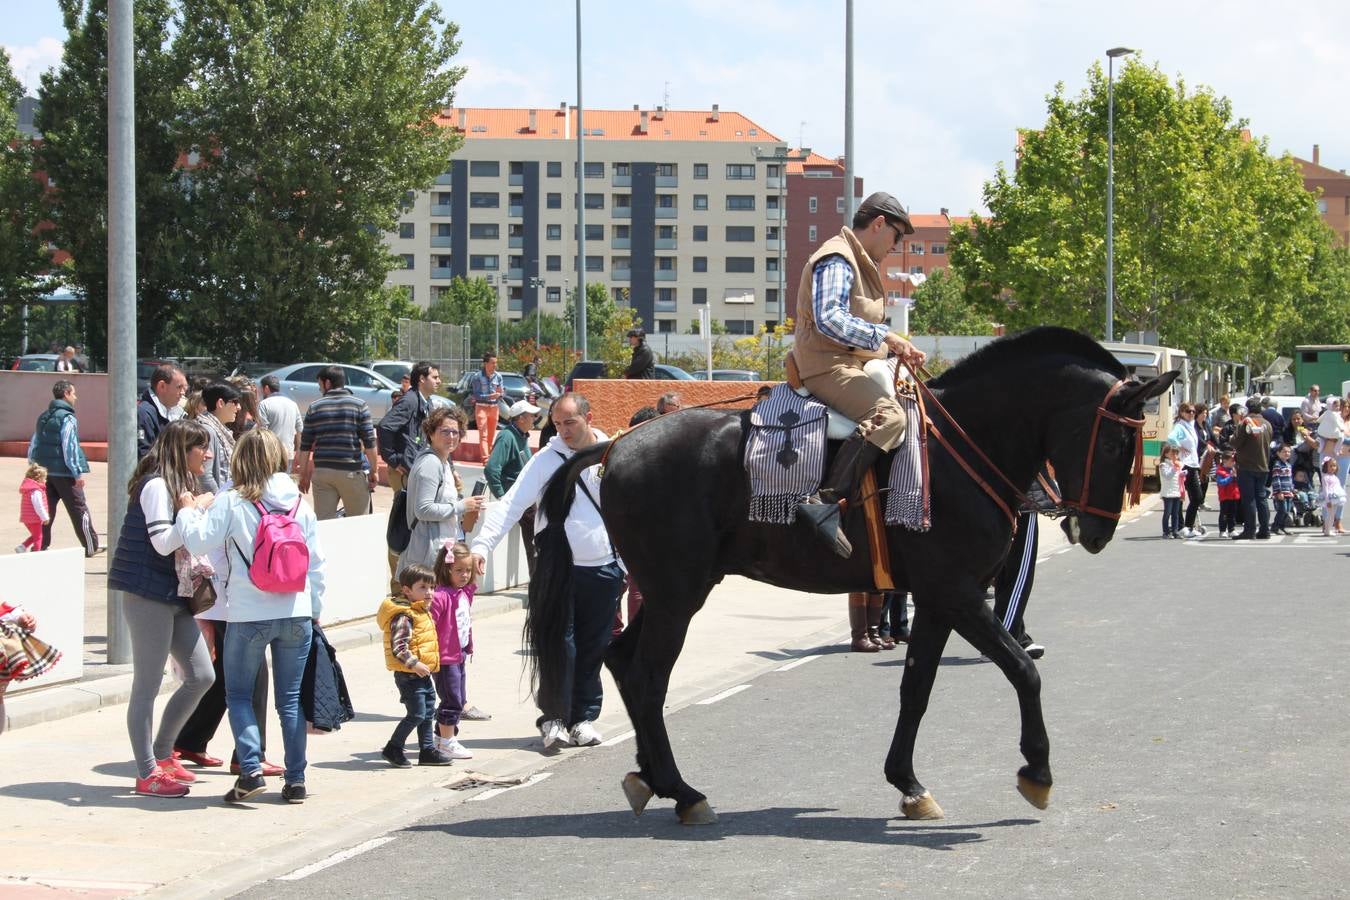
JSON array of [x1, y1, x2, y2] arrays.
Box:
[[0, 371, 112, 443], [1, 548, 85, 693], [572, 378, 769, 435]]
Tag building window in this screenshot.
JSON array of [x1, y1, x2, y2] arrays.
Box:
[[657, 194, 676, 209], [469, 192, 499, 208], [509, 161, 524, 177], [693, 194, 709, 211], [434, 223, 451, 237], [930, 243, 947, 255], [726, 195, 755, 211], [766, 288, 778, 305], [656, 163, 676, 177], [614, 162, 630, 176], [808, 225, 817, 242], [657, 224, 676, 239], [726, 163, 756, 180], [766, 163, 780, 179], [398, 222, 415, 239], [546, 255, 561, 271], [584, 161, 604, 178], [614, 224, 630, 240], [612, 256, 631, 271], [546, 224, 561, 240], [726, 257, 755, 273], [693, 163, 709, 179], [808, 196, 818, 213], [470, 255, 499, 270], [546, 192, 561, 209], [724, 319, 753, 335], [657, 319, 676, 333], [469, 161, 500, 177], [1317, 198, 1329, 213], [657, 257, 676, 271], [910, 242, 924, 255], [693, 256, 708, 272], [432, 254, 452, 269], [547, 160, 562, 178], [508, 255, 524, 270], [909, 265, 924, 275], [766, 195, 780, 212], [575, 223, 603, 241], [433, 191, 452, 206], [692, 225, 708, 241], [584, 192, 604, 209], [546, 286, 562, 302], [401, 254, 415, 270], [836, 196, 846, 213], [469, 223, 499, 239], [765, 258, 779, 273], [725, 225, 754, 242], [585, 255, 603, 272], [693, 287, 708, 304], [614, 193, 632, 209], [657, 288, 675, 303]]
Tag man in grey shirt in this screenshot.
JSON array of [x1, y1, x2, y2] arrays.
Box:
[[257, 375, 302, 469]]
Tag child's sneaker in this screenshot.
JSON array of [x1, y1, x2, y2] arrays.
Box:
[[224, 772, 267, 803], [381, 744, 412, 769], [418, 747, 454, 766], [156, 755, 196, 784], [135, 768, 190, 798], [14, 544, 28, 553], [443, 739, 473, 760]]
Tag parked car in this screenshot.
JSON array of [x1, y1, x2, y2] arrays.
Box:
[[655, 363, 696, 380], [259, 362, 399, 422], [690, 369, 760, 381], [564, 360, 695, 391], [231, 361, 286, 380], [448, 369, 552, 420], [360, 359, 414, 385], [12, 354, 59, 371], [137, 358, 178, 395]]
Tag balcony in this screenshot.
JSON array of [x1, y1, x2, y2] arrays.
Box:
[[612, 268, 632, 281], [612, 174, 632, 187], [508, 267, 524, 280], [655, 237, 677, 250], [766, 270, 782, 284], [766, 207, 784, 221], [430, 235, 453, 248], [508, 296, 523, 311], [766, 174, 782, 189], [432, 204, 453, 217], [612, 206, 632, 219], [509, 173, 524, 186], [431, 266, 454, 280], [654, 207, 678, 219], [654, 269, 677, 281], [508, 204, 524, 218], [435, 173, 453, 185], [655, 175, 678, 188], [508, 236, 524, 248], [765, 237, 780, 251], [655, 299, 677, 313], [611, 236, 631, 249]]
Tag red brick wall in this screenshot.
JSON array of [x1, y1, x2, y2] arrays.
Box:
[[572, 379, 775, 434]]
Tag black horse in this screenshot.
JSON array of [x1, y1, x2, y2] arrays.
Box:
[[526, 327, 1177, 824]]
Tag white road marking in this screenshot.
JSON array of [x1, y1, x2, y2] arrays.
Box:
[[696, 684, 751, 705], [775, 654, 822, 672], [469, 772, 552, 803], [1054, 547, 1072, 555], [276, 836, 395, 881], [600, 729, 635, 747]]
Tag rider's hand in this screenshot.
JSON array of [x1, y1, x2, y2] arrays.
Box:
[[885, 333, 926, 368]]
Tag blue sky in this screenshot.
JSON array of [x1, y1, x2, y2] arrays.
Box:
[[5, 1, 1348, 215]]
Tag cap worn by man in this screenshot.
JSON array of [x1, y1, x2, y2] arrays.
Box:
[[507, 399, 541, 419]]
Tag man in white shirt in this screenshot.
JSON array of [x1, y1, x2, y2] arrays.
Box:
[[257, 375, 302, 469], [470, 393, 622, 749], [1301, 384, 1324, 420]]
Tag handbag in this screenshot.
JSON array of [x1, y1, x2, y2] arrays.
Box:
[[188, 577, 217, 615], [387, 489, 413, 552]]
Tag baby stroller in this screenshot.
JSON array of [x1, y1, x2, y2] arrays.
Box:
[[1290, 443, 1322, 527]]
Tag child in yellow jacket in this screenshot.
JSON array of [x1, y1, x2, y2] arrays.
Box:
[[377, 564, 453, 768]]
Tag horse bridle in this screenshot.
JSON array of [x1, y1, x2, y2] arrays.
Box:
[[916, 376, 1146, 526]]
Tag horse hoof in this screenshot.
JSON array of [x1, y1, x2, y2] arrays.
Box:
[[677, 799, 718, 826], [900, 791, 944, 820], [622, 772, 653, 817], [1017, 774, 1052, 810]]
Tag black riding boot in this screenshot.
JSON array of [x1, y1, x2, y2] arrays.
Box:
[[797, 433, 883, 558]]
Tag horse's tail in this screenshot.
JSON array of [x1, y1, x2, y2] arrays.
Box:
[[523, 441, 611, 719]]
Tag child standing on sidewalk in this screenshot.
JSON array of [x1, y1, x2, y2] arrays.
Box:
[[430, 542, 476, 760], [15, 464, 50, 553], [1159, 443, 1183, 539], [1269, 444, 1295, 535], [1320, 456, 1346, 536], [1, 602, 61, 735], [1215, 450, 1241, 537], [377, 564, 453, 768]]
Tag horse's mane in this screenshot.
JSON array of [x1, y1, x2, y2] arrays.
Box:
[[929, 326, 1125, 389]]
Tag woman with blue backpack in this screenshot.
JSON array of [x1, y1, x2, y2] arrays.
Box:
[[176, 427, 327, 805]]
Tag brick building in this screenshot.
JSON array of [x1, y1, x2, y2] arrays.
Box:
[[1294, 145, 1350, 247], [783, 151, 863, 321]]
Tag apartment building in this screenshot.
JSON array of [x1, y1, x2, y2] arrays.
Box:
[[1294, 145, 1350, 247], [384, 104, 795, 334], [879, 209, 970, 301]]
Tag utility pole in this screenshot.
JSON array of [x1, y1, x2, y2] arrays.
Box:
[[574, 0, 588, 359], [843, 0, 855, 225]]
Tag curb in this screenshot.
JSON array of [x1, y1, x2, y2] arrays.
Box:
[[2, 592, 527, 732]]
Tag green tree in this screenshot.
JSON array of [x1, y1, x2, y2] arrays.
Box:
[[562, 281, 617, 351], [950, 60, 1334, 364], [173, 0, 464, 363], [907, 269, 994, 336], [35, 0, 191, 364], [0, 48, 50, 328]]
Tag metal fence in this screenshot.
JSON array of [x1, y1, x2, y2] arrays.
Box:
[[397, 319, 472, 380]]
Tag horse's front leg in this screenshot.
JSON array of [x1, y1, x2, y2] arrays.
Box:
[[949, 599, 1052, 810], [883, 604, 951, 820]]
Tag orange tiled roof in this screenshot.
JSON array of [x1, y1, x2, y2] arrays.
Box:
[[786, 150, 843, 174], [907, 213, 950, 230], [436, 106, 779, 142], [1292, 156, 1350, 181]]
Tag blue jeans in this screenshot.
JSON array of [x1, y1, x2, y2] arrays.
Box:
[[390, 671, 436, 751], [223, 617, 312, 785], [1236, 470, 1270, 536], [1161, 497, 1182, 535], [1272, 496, 1292, 529]]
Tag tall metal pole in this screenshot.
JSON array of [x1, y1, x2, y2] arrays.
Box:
[[574, 0, 588, 359], [843, 0, 855, 225], [1106, 54, 1116, 343], [106, 0, 137, 663]]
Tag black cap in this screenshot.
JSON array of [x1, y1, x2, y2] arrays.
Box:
[[627, 327, 645, 339], [855, 191, 914, 235]]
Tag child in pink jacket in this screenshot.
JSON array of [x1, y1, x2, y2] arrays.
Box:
[[430, 541, 476, 760], [17, 464, 50, 553]]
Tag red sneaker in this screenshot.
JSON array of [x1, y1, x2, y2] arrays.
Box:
[[174, 748, 224, 768], [156, 756, 196, 784], [135, 769, 190, 798]]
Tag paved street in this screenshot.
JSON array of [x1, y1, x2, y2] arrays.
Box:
[[240, 510, 1350, 900]]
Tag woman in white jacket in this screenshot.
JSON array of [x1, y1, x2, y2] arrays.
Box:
[[176, 428, 325, 805], [397, 404, 486, 574]]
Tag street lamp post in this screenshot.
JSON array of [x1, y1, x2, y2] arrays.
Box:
[[485, 273, 500, 353], [1105, 46, 1136, 343], [529, 275, 545, 348]]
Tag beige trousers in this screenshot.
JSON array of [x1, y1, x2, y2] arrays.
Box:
[[803, 362, 907, 451], [311, 467, 371, 520]]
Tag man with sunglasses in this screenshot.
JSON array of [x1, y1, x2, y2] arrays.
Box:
[[794, 191, 927, 558]]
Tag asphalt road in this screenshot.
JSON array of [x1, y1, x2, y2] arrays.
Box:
[[241, 513, 1350, 899]]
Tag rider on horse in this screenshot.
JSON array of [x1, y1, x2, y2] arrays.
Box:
[[795, 192, 928, 558]]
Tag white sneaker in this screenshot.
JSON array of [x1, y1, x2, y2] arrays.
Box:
[[443, 739, 473, 760], [539, 718, 568, 748], [569, 721, 603, 746], [14, 544, 27, 553], [1179, 527, 1194, 538]]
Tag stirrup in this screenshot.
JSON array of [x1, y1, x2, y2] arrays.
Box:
[[798, 496, 853, 558]]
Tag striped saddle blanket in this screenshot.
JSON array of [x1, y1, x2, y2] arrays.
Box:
[[744, 382, 930, 531]]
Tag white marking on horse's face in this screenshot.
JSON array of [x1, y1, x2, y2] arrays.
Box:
[[1062, 516, 1081, 545]]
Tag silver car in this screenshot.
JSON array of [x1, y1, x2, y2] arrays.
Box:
[[261, 362, 399, 423]]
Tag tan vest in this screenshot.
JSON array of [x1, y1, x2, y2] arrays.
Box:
[[792, 227, 888, 379]]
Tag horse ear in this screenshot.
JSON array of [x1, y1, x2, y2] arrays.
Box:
[[1116, 370, 1180, 409]]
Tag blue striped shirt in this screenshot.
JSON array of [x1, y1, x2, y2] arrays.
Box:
[[299, 388, 376, 470], [812, 256, 888, 352]]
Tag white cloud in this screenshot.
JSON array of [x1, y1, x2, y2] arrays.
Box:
[[3, 37, 63, 93]]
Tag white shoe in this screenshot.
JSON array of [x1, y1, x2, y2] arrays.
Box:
[[14, 544, 27, 553], [443, 739, 473, 760], [1179, 527, 1194, 538], [539, 718, 568, 748], [569, 721, 603, 746]]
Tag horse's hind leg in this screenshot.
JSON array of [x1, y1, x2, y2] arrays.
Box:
[[884, 606, 952, 820], [605, 608, 656, 811], [949, 599, 1052, 810]]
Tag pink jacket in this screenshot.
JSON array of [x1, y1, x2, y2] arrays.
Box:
[[429, 583, 475, 665], [19, 478, 47, 526]]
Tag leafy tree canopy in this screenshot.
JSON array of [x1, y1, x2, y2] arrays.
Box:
[[907, 269, 994, 336]]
